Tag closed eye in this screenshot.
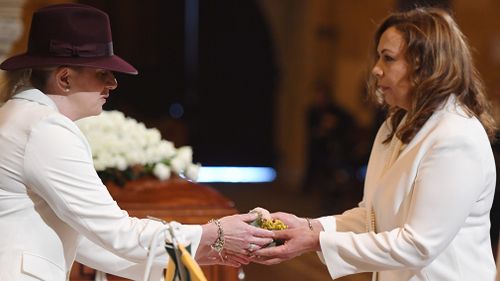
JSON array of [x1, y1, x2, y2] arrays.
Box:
[[96, 70, 113, 82], [383, 55, 395, 62]]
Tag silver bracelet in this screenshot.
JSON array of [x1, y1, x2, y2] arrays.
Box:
[[305, 218, 314, 231], [209, 219, 225, 260]]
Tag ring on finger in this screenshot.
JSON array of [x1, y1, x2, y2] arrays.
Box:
[[248, 243, 259, 253]]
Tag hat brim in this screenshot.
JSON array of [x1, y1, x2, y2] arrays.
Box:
[[0, 53, 138, 75]]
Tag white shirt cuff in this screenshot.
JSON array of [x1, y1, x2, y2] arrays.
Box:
[[318, 215, 336, 232]]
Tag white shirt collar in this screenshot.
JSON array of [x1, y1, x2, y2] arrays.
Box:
[[11, 87, 59, 111]]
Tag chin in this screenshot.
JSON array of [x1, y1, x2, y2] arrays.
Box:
[[383, 97, 395, 108], [88, 108, 103, 117]]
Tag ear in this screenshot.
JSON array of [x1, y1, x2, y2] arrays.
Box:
[[54, 67, 71, 93]]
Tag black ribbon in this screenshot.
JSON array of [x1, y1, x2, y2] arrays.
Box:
[[49, 40, 114, 57]]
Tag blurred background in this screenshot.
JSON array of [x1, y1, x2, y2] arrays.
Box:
[[1, 0, 500, 280]]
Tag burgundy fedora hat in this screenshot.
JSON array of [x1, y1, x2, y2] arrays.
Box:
[[0, 3, 137, 74]]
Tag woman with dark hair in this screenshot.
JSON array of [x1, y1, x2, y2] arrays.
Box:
[[253, 7, 497, 281], [0, 4, 274, 280]]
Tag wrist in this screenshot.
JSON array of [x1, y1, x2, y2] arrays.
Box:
[[311, 219, 324, 232], [304, 218, 313, 230], [304, 218, 322, 251], [209, 219, 224, 251], [313, 231, 322, 251], [198, 219, 226, 263], [207, 219, 225, 261], [197, 223, 214, 260], [303, 217, 323, 231], [200, 222, 217, 247]]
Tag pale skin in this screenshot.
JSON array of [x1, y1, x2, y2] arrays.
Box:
[[251, 212, 324, 264], [43, 66, 275, 267], [197, 213, 275, 267], [252, 27, 413, 265], [45, 66, 117, 121]]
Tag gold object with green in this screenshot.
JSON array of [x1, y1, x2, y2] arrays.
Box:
[[249, 211, 288, 246]]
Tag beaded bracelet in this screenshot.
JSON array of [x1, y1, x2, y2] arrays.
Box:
[[208, 219, 225, 261]]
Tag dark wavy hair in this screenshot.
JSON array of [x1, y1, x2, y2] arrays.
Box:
[[367, 7, 496, 144]]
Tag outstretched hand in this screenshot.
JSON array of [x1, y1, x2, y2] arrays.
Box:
[[196, 212, 275, 267], [251, 212, 323, 265], [202, 249, 253, 267], [220, 213, 275, 255], [268, 212, 308, 229]]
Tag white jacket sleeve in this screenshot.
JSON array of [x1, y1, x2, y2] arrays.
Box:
[[316, 202, 367, 264], [317, 201, 368, 234], [319, 133, 491, 279], [76, 237, 164, 281], [24, 115, 202, 265]]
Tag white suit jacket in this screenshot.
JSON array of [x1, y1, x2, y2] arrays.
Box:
[[317, 96, 496, 281], [0, 88, 202, 281]]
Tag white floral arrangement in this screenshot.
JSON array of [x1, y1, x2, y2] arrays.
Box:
[[76, 110, 201, 185]]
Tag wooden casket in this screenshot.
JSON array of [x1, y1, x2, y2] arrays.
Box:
[[70, 178, 239, 281]]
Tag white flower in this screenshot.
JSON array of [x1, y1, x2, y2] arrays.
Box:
[[157, 140, 177, 159], [170, 156, 185, 174], [114, 156, 128, 171], [153, 163, 171, 181], [176, 146, 193, 165], [185, 163, 201, 181], [170, 146, 193, 174], [76, 110, 201, 182]]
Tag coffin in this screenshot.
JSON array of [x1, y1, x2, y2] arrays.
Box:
[[70, 178, 239, 281]]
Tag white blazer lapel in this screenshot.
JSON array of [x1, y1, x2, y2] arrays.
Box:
[[363, 103, 449, 231]]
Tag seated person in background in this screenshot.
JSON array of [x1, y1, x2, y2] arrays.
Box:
[[302, 80, 357, 196], [253, 7, 497, 281], [0, 4, 274, 280]]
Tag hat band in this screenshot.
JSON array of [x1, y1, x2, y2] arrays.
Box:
[[48, 40, 114, 57]]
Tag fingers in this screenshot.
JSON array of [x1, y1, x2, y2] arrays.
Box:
[[269, 212, 291, 220], [253, 243, 286, 258], [223, 251, 252, 267], [248, 224, 275, 238], [237, 212, 259, 222], [236, 238, 273, 257], [271, 229, 293, 240], [227, 252, 251, 265], [269, 212, 301, 227], [251, 256, 284, 265], [223, 259, 242, 267], [227, 243, 250, 255], [205, 251, 246, 267], [250, 237, 275, 247], [228, 229, 274, 254]]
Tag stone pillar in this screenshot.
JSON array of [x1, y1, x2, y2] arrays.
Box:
[[0, 0, 73, 62], [0, 0, 26, 63]]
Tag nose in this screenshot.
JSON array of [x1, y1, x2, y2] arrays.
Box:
[[372, 61, 383, 78], [105, 72, 118, 90]]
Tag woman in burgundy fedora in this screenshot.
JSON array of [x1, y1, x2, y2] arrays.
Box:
[[0, 3, 273, 280]]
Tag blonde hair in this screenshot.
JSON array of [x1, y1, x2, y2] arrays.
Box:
[[0, 67, 55, 104], [0, 69, 32, 104], [367, 7, 496, 143]]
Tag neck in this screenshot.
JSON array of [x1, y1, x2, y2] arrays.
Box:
[[46, 94, 81, 121]]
